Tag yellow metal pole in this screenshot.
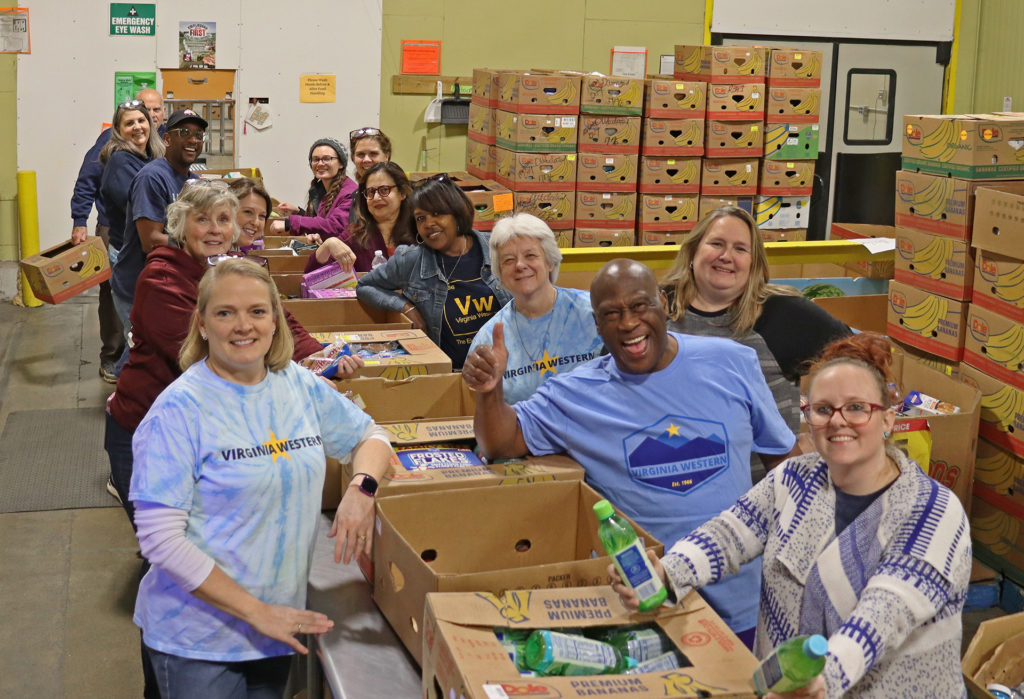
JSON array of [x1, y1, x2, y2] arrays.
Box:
[[703, 0, 714, 45], [16, 170, 42, 307], [943, 0, 963, 114]]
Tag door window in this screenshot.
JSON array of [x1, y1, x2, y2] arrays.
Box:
[[844, 69, 896, 145]]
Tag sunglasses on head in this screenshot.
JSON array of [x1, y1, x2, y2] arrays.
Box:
[[205, 251, 270, 268], [350, 127, 382, 140], [184, 178, 230, 190], [119, 99, 145, 110], [414, 172, 452, 187]]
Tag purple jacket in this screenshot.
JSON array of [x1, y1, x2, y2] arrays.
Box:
[[288, 177, 358, 243]]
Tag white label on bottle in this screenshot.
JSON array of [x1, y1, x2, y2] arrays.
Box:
[[753, 653, 785, 693], [626, 629, 668, 661], [548, 632, 616, 672], [614, 542, 662, 601], [627, 651, 681, 674]]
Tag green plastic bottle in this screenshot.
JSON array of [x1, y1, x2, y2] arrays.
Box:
[[605, 627, 669, 661], [752, 634, 828, 695], [523, 630, 638, 676], [593, 499, 667, 611]]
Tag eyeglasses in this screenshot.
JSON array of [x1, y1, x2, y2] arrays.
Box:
[[350, 127, 382, 140], [169, 127, 207, 141], [311, 156, 339, 165], [801, 401, 889, 427], [119, 99, 144, 110], [184, 178, 230, 190], [205, 251, 269, 268], [364, 185, 393, 199]]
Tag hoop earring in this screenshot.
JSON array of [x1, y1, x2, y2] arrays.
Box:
[[415, 232, 425, 245]]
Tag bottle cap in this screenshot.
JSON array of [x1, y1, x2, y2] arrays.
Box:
[[804, 634, 828, 659], [593, 499, 614, 520]]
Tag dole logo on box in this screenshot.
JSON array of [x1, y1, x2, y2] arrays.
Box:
[[644, 197, 665, 209], [771, 88, 787, 100], [970, 315, 990, 342], [581, 155, 599, 167], [897, 238, 916, 259], [891, 292, 907, 313], [524, 117, 539, 127], [980, 258, 999, 279], [497, 683, 559, 697], [580, 193, 598, 205], [896, 179, 918, 203], [711, 85, 731, 98], [905, 123, 923, 144], [981, 127, 1001, 143], [772, 53, 790, 66], [523, 77, 539, 89], [648, 120, 668, 133]]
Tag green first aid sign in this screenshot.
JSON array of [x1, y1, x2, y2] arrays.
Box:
[[110, 4, 155, 36]]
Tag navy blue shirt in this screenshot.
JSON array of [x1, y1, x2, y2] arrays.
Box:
[[100, 149, 150, 250], [71, 129, 112, 227]]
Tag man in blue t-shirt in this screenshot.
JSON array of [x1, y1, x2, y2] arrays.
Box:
[[469, 259, 795, 647], [110, 108, 206, 333]]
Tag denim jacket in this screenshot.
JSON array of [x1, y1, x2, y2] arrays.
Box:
[[356, 229, 512, 348]]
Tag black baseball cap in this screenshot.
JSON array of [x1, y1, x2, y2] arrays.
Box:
[[165, 109, 209, 130]]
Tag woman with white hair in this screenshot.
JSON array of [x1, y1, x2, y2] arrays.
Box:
[[464, 213, 603, 404]]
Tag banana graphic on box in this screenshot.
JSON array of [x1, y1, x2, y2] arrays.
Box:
[[679, 48, 703, 74], [982, 323, 1024, 367], [899, 294, 948, 335], [907, 177, 948, 219], [980, 384, 1024, 429], [673, 120, 702, 146], [78, 243, 107, 279], [736, 51, 762, 75], [755, 197, 782, 226], [614, 80, 642, 106], [794, 91, 819, 114], [793, 53, 821, 79], [547, 80, 577, 106], [917, 119, 959, 162], [545, 127, 575, 144], [909, 236, 953, 279], [610, 119, 639, 145], [976, 446, 1021, 492], [971, 507, 1020, 555], [677, 88, 702, 110], [667, 198, 697, 222], [993, 263, 1024, 304], [672, 160, 700, 184], [545, 157, 574, 181], [736, 91, 761, 111], [603, 196, 634, 220], [607, 157, 636, 182]]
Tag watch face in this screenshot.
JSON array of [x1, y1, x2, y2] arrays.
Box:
[[359, 475, 378, 496]]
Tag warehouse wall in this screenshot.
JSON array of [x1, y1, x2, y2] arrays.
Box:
[[379, 0, 706, 174], [0, 54, 16, 260], [957, 0, 1024, 113]]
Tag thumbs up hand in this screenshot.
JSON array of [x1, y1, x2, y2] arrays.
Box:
[[463, 322, 509, 394]]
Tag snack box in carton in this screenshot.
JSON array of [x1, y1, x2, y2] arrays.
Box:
[[760, 227, 807, 242], [577, 115, 642, 154], [962, 608, 1024, 698], [467, 101, 495, 145], [573, 228, 636, 247], [644, 78, 707, 118], [674, 44, 767, 83], [638, 155, 701, 193], [829, 222, 896, 279], [964, 303, 1024, 391], [495, 111, 579, 153], [764, 86, 821, 123], [194, 167, 263, 183], [764, 122, 820, 160], [283, 298, 412, 332], [894, 227, 973, 300], [973, 248, 1024, 325], [887, 279, 969, 362], [465, 139, 496, 180], [308, 329, 451, 379], [254, 250, 311, 274], [20, 236, 110, 304], [575, 152, 639, 192], [496, 72, 580, 114], [699, 195, 753, 220], [706, 82, 765, 121], [641, 117, 704, 156], [300, 262, 357, 296], [639, 230, 689, 246], [767, 48, 823, 87], [422, 587, 759, 698], [972, 182, 1024, 258], [754, 194, 810, 229], [574, 191, 637, 230], [579, 74, 644, 115], [514, 191, 575, 230], [373, 480, 664, 664], [894, 171, 1021, 240], [638, 193, 700, 232], [495, 148, 576, 192], [902, 113, 1024, 179], [975, 437, 1024, 507], [960, 362, 1024, 460], [705, 119, 763, 157], [701, 158, 759, 195], [758, 159, 815, 195]]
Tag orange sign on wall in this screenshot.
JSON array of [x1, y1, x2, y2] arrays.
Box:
[[401, 40, 441, 75]]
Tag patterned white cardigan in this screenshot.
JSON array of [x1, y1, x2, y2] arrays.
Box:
[[662, 448, 970, 698]]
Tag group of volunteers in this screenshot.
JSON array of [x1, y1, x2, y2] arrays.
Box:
[[68, 90, 971, 699]]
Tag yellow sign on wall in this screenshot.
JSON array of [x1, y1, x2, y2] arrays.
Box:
[[300, 74, 336, 103]]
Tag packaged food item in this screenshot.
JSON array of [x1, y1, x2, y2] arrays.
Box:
[[900, 390, 960, 416], [393, 444, 484, 471]]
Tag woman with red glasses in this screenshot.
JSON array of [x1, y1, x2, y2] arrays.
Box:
[[610, 333, 970, 698]]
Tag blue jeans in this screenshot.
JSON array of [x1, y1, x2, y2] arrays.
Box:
[[146, 646, 291, 699], [104, 411, 136, 528]]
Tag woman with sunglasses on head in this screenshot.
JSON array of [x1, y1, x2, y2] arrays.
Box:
[[609, 333, 970, 699], [349, 127, 392, 182], [357, 173, 512, 370]]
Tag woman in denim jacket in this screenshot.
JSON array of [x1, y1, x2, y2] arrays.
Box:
[[357, 174, 511, 369]]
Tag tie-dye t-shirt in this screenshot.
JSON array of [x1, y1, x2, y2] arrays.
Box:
[[131, 360, 371, 661], [469, 287, 603, 405]]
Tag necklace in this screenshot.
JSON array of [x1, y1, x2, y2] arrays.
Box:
[[438, 238, 468, 286], [511, 291, 557, 363]]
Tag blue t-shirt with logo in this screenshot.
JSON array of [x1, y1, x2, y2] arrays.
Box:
[[514, 332, 794, 633], [469, 287, 603, 405]]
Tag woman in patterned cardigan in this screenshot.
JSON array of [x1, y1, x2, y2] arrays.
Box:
[[611, 333, 970, 698]]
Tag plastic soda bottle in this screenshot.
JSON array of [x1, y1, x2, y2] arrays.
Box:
[[752, 634, 828, 695], [605, 627, 669, 661], [593, 499, 667, 611], [371, 250, 387, 269], [626, 650, 684, 674], [524, 630, 637, 676]]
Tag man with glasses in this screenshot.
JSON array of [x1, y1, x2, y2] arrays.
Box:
[[469, 258, 795, 648], [110, 109, 206, 336], [68, 88, 165, 383]]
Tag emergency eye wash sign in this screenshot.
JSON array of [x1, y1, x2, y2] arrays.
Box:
[[109, 4, 155, 36]]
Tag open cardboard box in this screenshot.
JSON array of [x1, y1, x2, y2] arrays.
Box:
[[311, 329, 451, 379], [20, 236, 110, 304], [283, 298, 412, 332], [422, 587, 759, 699], [962, 611, 1024, 698], [373, 480, 664, 665]]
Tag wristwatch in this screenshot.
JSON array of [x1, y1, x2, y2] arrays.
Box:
[[352, 473, 378, 497]]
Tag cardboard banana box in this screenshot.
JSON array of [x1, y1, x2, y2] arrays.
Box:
[[894, 170, 1019, 240], [639, 230, 689, 246], [894, 227, 973, 300], [706, 82, 765, 121], [674, 44, 767, 84], [513, 191, 575, 230], [973, 248, 1024, 325], [575, 152, 639, 192], [753, 195, 810, 229], [495, 148, 577, 192], [465, 139, 496, 180], [705, 119, 764, 157], [972, 182, 1024, 258], [496, 72, 580, 114], [757, 159, 815, 195], [495, 111, 579, 153], [767, 48, 823, 87], [759, 227, 807, 242], [970, 492, 1024, 588], [887, 280, 968, 361], [638, 155, 701, 193], [964, 303, 1024, 391], [574, 191, 637, 229], [903, 113, 1024, 179], [579, 74, 644, 115], [467, 101, 495, 145], [644, 78, 707, 118], [638, 193, 700, 232], [959, 362, 1024, 459], [764, 86, 821, 124], [975, 437, 1024, 506], [699, 195, 753, 220], [701, 158, 759, 195], [20, 236, 110, 304], [764, 122, 820, 160], [641, 117, 704, 156], [573, 228, 636, 247], [577, 115, 642, 154]]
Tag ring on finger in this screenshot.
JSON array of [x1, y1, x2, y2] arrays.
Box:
[[296, 623, 303, 633], [358, 534, 367, 541]]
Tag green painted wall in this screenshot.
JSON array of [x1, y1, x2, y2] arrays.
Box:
[[0, 53, 16, 260], [380, 0, 705, 174], [965, 0, 1024, 113]]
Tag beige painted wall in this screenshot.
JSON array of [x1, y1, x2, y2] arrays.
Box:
[[959, 0, 1024, 113], [379, 0, 705, 174]]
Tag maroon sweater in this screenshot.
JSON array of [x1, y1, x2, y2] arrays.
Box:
[[109, 245, 322, 432]]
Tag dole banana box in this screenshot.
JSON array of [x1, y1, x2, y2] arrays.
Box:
[[579, 74, 644, 115], [644, 78, 707, 118], [422, 587, 759, 699], [575, 152, 639, 192], [754, 195, 810, 229], [574, 191, 637, 229], [894, 227, 973, 300], [758, 159, 815, 195], [972, 182, 1024, 258], [638, 155, 701, 193], [640, 230, 690, 245], [970, 494, 1024, 587], [573, 228, 636, 247], [460, 180, 514, 232], [973, 248, 1024, 325], [494, 148, 576, 192], [373, 480, 664, 664], [701, 157, 758, 195], [975, 437, 1024, 507], [465, 139, 496, 180], [577, 115, 642, 154], [706, 82, 765, 120], [764, 86, 822, 124], [471, 68, 497, 107], [495, 72, 580, 114], [764, 122, 821, 160], [887, 279, 968, 361], [699, 195, 753, 219], [641, 116, 704, 156], [902, 113, 1024, 179], [513, 190, 574, 230], [960, 362, 1024, 459], [964, 303, 1024, 391], [495, 110, 578, 153], [767, 48, 823, 87], [638, 193, 700, 232], [829, 222, 896, 279], [553, 229, 573, 248], [760, 227, 807, 242], [674, 44, 768, 83], [20, 236, 111, 304], [705, 119, 763, 157], [893, 170, 1017, 240], [467, 101, 495, 145]]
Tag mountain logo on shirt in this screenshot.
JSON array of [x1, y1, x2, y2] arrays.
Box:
[[623, 416, 728, 495]]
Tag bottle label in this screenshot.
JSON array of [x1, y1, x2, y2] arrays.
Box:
[[625, 629, 667, 661], [752, 654, 784, 693], [627, 651, 681, 674], [615, 543, 661, 601], [548, 633, 616, 674]]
